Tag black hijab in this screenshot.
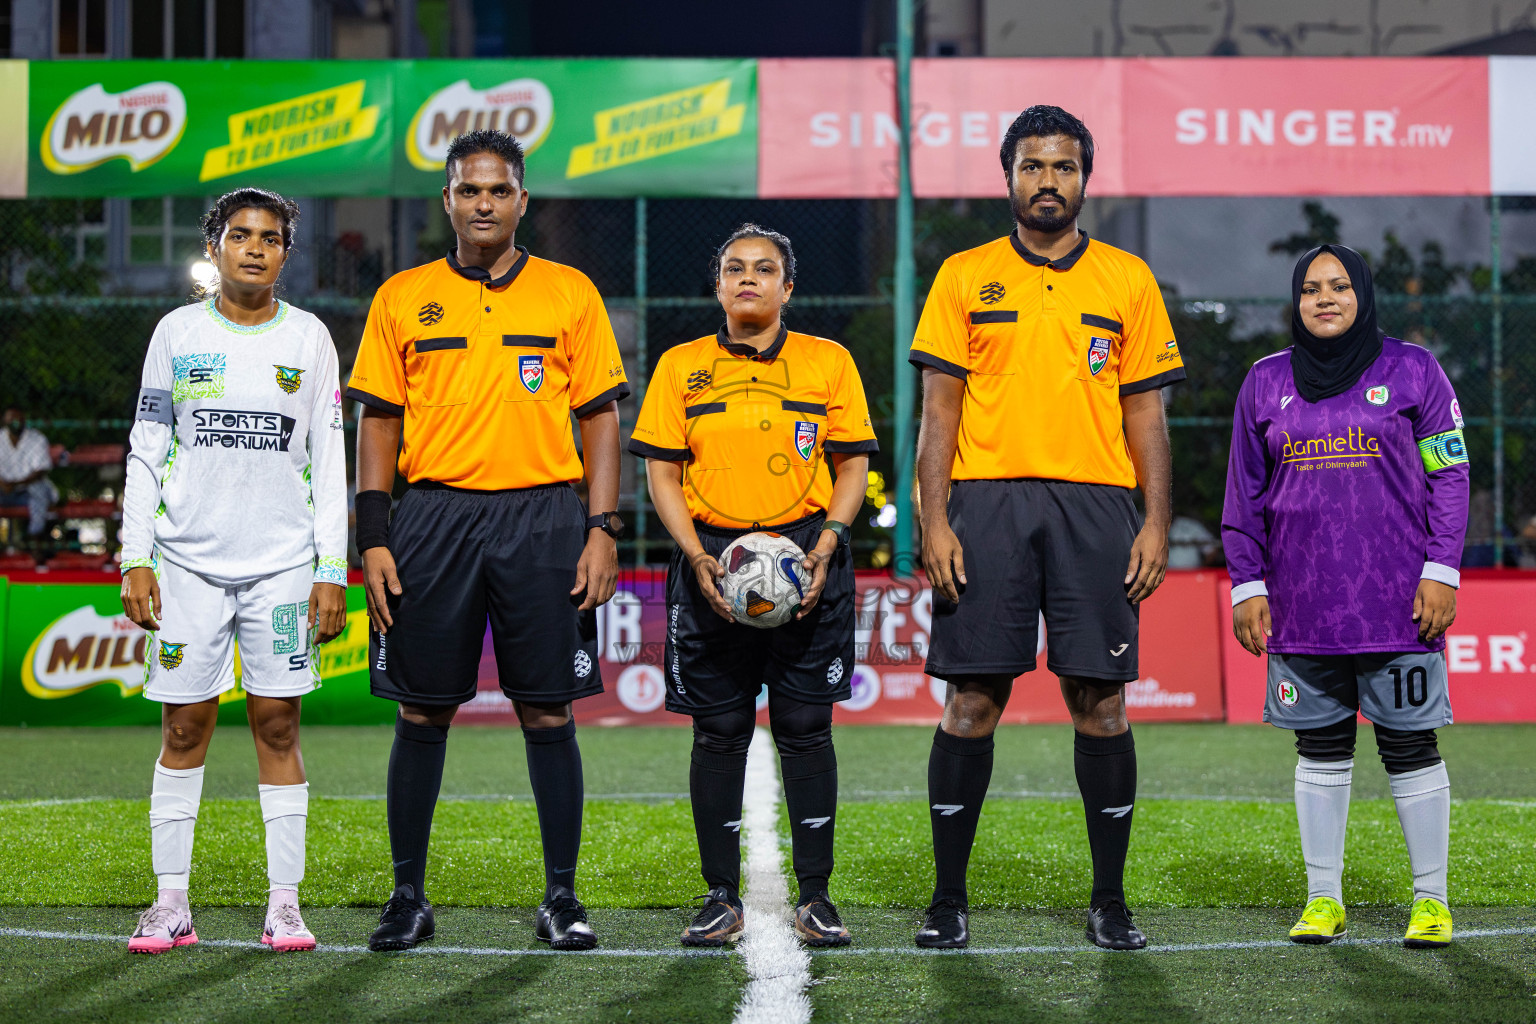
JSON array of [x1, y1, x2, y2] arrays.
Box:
[[1289, 243, 1384, 403]]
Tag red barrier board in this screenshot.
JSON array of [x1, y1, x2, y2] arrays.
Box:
[[459, 570, 1225, 727], [1221, 573, 1536, 724]]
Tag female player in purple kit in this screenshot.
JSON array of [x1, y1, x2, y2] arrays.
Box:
[[1223, 244, 1469, 948]]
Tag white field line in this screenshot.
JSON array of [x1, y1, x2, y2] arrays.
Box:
[[732, 727, 813, 1024], [2, 926, 1533, 958]]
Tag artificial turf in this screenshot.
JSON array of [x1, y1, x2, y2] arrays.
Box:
[[1, 723, 1533, 1022]]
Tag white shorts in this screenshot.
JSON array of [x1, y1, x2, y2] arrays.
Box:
[[143, 558, 320, 703]]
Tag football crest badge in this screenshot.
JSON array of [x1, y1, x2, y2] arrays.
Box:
[[274, 365, 304, 395], [1087, 337, 1111, 376], [159, 641, 188, 670], [1277, 680, 1299, 707], [418, 301, 444, 326], [519, 354, 544, 394], [795, 420, 817, 461], [686, 369, 712, 392], [1365, 385, 1390, 406]]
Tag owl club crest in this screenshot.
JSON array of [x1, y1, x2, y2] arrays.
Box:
[[273, 365, 304, 395], [158, 641, 188, 670], [795, 420, 818, 461], [519, 354, 544, 394], [1087, 336, 1111, 376]]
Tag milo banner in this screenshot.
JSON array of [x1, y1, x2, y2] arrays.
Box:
[[23, 58, 757, 198], [391, 59, 757, 197], [28, 60, 396, 197], [0, 580, 386, 726]]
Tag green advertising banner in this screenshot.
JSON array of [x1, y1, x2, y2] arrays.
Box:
[[391, 58, 756, 197], [27, 60, 396, 197], [0, 583, 390, 726], [22, 58, 757, 198]]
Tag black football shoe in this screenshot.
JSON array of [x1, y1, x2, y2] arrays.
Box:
[[794, 893, 851, 947], [1086, 899, 1147, 950], [681, 888, 745, 947], [535, 886, 597, 950], [914, 897, 969, 949], [368, 885, 435, 951]]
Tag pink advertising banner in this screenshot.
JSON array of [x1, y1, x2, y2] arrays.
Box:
[[458, 570, 1225, 727], [1222, 572, 1536, 725], [1121, 58, 1489, 197], [757, 57, 1492, 198]]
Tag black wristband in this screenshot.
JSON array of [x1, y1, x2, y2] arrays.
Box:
[[355, 490, 392, 552]]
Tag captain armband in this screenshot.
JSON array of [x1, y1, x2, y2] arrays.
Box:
[[1418, 430, 1468, 473], [135, 388, 173, 425]]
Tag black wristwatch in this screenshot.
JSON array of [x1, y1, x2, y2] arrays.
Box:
[[585, 511, 625, 539]]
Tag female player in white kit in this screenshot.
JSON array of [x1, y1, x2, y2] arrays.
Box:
[[119, 188, 348, 953]]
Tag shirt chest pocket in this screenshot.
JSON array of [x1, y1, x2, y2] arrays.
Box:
[[1075, 313, 1122, 386], [967, 311, 1017, 375], [407, 336, 470, 408], [502, 335, 565, 403]]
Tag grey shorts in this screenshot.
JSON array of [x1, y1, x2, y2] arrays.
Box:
[[1264, 651, 1453, 731]]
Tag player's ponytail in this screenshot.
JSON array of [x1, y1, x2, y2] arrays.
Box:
[[195, 187, 301, 299]]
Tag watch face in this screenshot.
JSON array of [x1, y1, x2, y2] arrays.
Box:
[[605, 512, 626, 537]]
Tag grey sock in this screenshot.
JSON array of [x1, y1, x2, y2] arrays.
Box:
[[1389, 761, 1450, 904], [1295, 757, 1353, 903]]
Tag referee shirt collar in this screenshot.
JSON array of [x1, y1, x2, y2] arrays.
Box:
[[716, 323, 789, 360], [1009, 229, 1090, 271], [446, 245, 530, 288]]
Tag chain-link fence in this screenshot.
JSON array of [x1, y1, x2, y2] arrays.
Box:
[[3, 197, 1533, 570]]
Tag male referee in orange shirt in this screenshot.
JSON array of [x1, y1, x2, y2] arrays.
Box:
[[910, 106, 1184, 951], [347, 130, 628, 952]]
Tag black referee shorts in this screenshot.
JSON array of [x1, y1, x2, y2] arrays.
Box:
[[369, 481, 601, 707], [926, 478, 1141, 684], [664, 512, 855, 717]]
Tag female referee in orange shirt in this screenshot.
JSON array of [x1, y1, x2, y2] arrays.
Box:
[[629, 224, 878, 948]]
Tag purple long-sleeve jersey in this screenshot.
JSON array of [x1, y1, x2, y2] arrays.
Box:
[[1222, 338, 1470, 654]]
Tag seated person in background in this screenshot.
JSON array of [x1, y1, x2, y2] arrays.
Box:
[[0, 407, 59, 540]]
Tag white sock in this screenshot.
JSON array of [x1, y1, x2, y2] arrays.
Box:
[[259, 782, 309, 893], [150, 761, 204, 892], [1390, 762, 1451, 904], [1295, 756, 1353, 903]]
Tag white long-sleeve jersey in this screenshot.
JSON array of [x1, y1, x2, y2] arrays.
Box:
[[120, 299, 348, 588]]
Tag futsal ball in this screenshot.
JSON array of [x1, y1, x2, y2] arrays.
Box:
[[717, 532, 808, 629]]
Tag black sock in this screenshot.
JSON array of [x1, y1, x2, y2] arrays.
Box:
[[780, 747, 838, 902], [1074, 728, 1137, 907], [690, 747, 747, 897], [928, 726, 994, 905], [524, 720, 584, 900], [386, 716, 449, 900]]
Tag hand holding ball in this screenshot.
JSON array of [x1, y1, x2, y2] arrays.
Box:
[[716, 532, 808, 628]]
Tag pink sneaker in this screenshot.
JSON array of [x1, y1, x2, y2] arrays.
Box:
[[262, 903, 316, 952], [128, 903, 198, 954]]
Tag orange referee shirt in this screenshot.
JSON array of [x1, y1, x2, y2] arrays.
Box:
[[630, 327, 878, 529], [346, 247, 629, 491], [909, 231, 1184, 488]]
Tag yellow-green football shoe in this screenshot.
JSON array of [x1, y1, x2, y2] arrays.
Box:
[[1404, 897, 1453, 948], [1289, 897, 1347, 944]]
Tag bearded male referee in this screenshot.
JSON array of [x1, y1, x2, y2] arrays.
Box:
[[910, 106, 1184, 951], [348, 130, 629, 952]]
